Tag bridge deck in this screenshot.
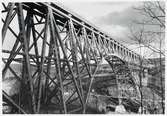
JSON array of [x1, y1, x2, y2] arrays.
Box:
[[21, 2, 140, 62], [1, 2, 155, 114]]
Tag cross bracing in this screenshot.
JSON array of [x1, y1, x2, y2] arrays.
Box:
[[2, 2, 145, 114]]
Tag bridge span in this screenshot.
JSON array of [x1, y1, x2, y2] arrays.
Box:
[[2, 2, 147, 114]]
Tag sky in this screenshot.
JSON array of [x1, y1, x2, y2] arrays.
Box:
[[56, 1, 140, 40], [56, 0, 165, 58]]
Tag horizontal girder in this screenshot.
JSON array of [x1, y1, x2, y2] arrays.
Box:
[[2, 2, 143, 114], [19, 2, 140, 63]]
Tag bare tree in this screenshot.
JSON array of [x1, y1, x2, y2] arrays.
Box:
[[128, 25, 146, 114], [133, 1, 165, 57], [134, 1, 165, 28], [127, 1, 165, 114]]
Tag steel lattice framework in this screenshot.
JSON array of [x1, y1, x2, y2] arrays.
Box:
[[2, 2, 142, 114]]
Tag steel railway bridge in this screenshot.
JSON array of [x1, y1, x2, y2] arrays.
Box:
[[2, 2, 145, 114]]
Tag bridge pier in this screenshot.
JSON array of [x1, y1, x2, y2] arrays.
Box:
[[2, 2, 141, 114]]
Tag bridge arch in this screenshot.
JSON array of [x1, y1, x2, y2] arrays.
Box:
[[2, 2, 141, 114]]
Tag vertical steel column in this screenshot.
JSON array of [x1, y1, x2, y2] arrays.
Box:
[[80, 27, 95, 80], [21, 11, 33, 112], [16, 3, 36, 113], [36, 8, 49, 113], [74, 26, 104, 113], [2, 3, 15, 44], [79, 31, 103, 113], [44, 31, 53, 104], [69, 19, 84, 102], [98, 34, 107, 56], [48, 6, 67, 113], [83, 27, 91, 71], [91, 32, 99, 63], [93, 32, 102, 57], [51, 9, 85, 112], [96, 34, 102, 56], [103, 38, 108, 54]]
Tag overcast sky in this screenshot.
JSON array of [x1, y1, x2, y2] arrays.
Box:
[[57, 1, 140, 39]]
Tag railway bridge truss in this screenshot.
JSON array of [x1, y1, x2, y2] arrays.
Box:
[[2, 2, 143, 114]]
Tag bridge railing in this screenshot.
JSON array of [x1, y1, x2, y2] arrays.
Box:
[[43, 2, 140, 63], [2, 2, 141, 114]]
